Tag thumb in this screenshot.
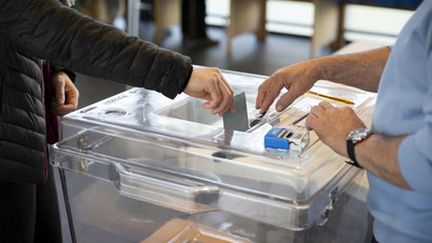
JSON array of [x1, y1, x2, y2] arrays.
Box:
[[54, 79, 65, 104]]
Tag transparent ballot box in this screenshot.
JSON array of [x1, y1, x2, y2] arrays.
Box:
[[51, 70, 375, 243]]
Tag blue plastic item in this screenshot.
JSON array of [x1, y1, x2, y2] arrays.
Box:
[[264, 127, 292, 150]]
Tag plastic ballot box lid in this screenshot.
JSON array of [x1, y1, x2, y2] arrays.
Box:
[[51, 70, 376, 230]]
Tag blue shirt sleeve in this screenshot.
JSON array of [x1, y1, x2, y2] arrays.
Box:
[[398, 45, 432, 195], [399, 133, 432, 195]]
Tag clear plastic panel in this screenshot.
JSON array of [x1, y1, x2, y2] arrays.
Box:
[[52, 142, 358, 230], [52, 70, 375, 229]]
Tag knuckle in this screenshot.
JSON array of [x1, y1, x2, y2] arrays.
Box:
[[275, 68, 284, 75], [305, 116, 313, 127], [271, 72, 280, 80], [319, 101, 327, 106], [54, 77, 62, 84], [215, 94, 222, 101]]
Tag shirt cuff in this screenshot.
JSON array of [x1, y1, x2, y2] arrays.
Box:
[[398, 134, 432, 194]]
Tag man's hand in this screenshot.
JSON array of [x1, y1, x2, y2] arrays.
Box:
[[256, 61, 320, 113], [52, 71, 79, 116], [305, 101, 366, 156], [256, 47, 391, 114], [184, 67, 234, 116]]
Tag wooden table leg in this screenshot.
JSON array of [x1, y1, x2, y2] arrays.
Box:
[[227, 0, 264, 56], [154, 0, 181, 44], [256, 0, 267, 41], [310, 0, 341, 57], [331, 3, 346, 50]]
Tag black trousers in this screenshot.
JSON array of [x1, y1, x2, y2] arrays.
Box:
[[181, 0, 207, 38], [0, 166, 62, 243]]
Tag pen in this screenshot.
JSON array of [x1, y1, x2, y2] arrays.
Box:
[[293, 113, 309, 125], [307, 91, 355, 105]]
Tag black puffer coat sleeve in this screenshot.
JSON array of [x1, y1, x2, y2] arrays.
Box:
[[0, 0, 192, 99]]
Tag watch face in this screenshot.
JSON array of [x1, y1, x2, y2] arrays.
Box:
[[347, 128, 371, 144]]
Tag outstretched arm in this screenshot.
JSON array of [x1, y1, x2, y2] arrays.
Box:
[[0, 0, 187, 98], [0, 0, 233, 114], [256, 47, 391, 113]]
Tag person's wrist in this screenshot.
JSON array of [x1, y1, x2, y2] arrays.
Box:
[[181, 66, 194, 93], [308, 58, 328, 82], [346, 128, 373, 168]]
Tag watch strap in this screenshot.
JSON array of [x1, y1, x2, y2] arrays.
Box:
[[346, 138, 363, 168]]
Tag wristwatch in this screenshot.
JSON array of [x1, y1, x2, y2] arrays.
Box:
[[346, 128, 373, 168]]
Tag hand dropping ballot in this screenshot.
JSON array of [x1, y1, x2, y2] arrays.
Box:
[[222, 92, 310, 155]]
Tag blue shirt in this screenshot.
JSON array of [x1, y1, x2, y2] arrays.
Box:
[[370, 1, 432, 242]]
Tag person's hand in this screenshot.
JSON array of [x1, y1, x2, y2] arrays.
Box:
[[52, 71, 79, 116], [256, 61, 321, 113], [305, 101, 366, 156], [184, 67, 234, 116]]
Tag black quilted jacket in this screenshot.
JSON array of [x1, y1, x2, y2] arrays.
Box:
[[0, 0, 192, 184]]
